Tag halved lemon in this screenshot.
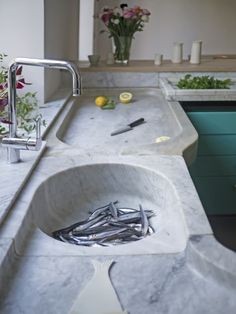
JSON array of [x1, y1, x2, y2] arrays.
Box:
[[155, 136, 170, 143], [119, 92, 133, 104], [95, 96, 108, 107]]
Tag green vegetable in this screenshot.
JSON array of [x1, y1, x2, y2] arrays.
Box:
[[177, 74, 232, 89], [101, 98, 116, 110]]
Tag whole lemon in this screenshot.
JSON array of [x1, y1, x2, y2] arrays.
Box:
[[95, 96, 108, 107], [119, 92, 133, 104]]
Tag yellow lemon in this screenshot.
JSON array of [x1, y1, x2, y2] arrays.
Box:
[[95, 96, 108, 107], [119, 92, 133, 104], [155, 136, 170, 143]]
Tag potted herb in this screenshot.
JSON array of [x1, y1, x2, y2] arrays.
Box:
[[0, 53, 45, 137], [177, 74, 232, 89]]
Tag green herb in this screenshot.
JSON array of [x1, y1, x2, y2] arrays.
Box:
[[0, 53, 46, 135], [101, 98, 116, 110], [177, 74, 232, 89], [16, 92, 46, 134]]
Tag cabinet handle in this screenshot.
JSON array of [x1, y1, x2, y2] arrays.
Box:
[[232, 184, 236, 190]]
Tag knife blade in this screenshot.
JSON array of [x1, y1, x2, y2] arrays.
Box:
[[111, 118, 145, 136]]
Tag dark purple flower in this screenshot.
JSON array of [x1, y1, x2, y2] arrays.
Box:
[[0, 117, 12, 124], [120, 3, 128, 10], [0, 97, 7, 109]]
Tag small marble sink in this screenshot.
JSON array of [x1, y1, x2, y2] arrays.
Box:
[[31, 162, 188, 255], [53, 88, 197, 159]]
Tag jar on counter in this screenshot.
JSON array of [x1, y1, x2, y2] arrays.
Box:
[[172, 42, 183, 64]]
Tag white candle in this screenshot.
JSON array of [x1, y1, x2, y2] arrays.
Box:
[[154, 53, 163, 65], [190, 40, 202, 64], [172, 42, 183, 64]]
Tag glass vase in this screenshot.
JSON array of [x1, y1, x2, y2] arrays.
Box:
[[113, 35, 132, 65]]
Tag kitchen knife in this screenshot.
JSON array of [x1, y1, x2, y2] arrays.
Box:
[[111, 118, 145, 136]]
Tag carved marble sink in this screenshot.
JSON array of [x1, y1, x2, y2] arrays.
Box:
[[31, 162, 188, 255], [54, 88, 197, 158]]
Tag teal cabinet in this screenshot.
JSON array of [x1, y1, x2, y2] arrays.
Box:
[[198, 135, 236, 155], [188, 112, 236, 134], [187, 110, 236, 215], [189, 156, 236, 177], [193, 176, 236, 215]]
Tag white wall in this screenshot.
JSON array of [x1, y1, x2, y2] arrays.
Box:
[[79, 0, 94, 60], [94, 0, 236, 60], [44, 0, 79, 100], [0, 0, 44, 104], [0, 0, 80, 104]]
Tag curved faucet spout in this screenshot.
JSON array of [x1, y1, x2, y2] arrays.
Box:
[[2, 58, 81, 163]]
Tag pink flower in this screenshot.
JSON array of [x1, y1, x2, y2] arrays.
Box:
[[100, 12, 112, 25], [0, 82, 7, 90], [123, 9, 136, 19], [142, 9, 151, 16], [0, 97, 7, 109]]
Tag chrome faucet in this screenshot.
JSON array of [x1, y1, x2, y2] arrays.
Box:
[[2, 58, 81, 163]]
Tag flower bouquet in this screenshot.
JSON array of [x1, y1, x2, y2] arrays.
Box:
[[99, 3, 150, 64]]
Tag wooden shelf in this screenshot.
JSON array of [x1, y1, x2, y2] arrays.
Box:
[[78, 57, 236, 73]]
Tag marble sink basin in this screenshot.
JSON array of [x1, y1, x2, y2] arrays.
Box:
[[53, 88, 197, 159], [31, 162, 188, 255]]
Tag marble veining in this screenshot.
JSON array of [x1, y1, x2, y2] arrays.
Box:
[[0, 73, 236, 313], [54, 88, 198, 164], [81, 72, 159, 88], [4, 154, 211, 259], [0, 89, 71, 225], [29, 161, 188, 255], [0, 253, 236, 314]]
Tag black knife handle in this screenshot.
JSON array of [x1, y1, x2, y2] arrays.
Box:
[[129, 118, 145, 128]]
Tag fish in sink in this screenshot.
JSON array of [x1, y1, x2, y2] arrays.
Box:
[[52, 201, 155, 247]]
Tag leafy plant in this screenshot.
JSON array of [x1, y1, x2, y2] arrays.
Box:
[[0, 53, 46, 135], [177, 74, 232, 89]]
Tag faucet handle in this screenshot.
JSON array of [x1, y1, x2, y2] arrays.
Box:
[[26, 117, 42, 151], [35, 116, 41, 139]]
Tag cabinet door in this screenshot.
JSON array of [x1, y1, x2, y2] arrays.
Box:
[[193, 176, 236, 215], [198, 135, 236, 155], [189, 155, 236, 176], [187, 112, 236, 134]]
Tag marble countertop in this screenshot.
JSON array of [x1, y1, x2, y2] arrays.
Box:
[[0, 154, 235, 314], [0, 89, 71, 224], [0, 75, 236, 313], [47, 88, 197, 165]]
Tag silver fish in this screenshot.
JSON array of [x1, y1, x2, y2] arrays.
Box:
[[53, 202, 155, 247], [117, 207, 139, 214], [115, 211, 154, 223], [58, 234, 96, 246], [139, 204, 148, 236], [148, 225, 155, 234], [53, 214, 105, 235], [88, 201, 118, 220], [109, 221, 142, 236], [71, 215, 106, 233], [72, 225, 123, 236], [73, 227, 128, 242], [109, 202, 118, 220]]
